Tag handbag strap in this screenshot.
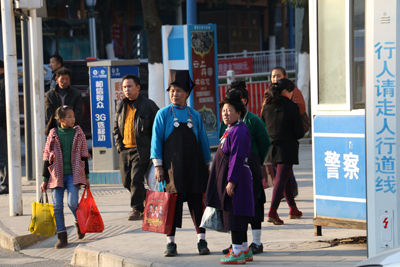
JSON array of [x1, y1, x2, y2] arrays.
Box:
[[40, 191, 49, 203], [80, 187, 88, 201], [86, 187, 94, 199], [157, 181, 166, 192]]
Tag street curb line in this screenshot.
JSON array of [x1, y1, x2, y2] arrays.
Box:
[[0, 220, 20, 251], [71, 245, 175, 267], [0, 219, 59, 252]]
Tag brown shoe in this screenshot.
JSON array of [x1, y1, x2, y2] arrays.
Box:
[[128, 209, 143, 221], [267, 208, 284, 225], [54, 231, 68, 249], [288, 205, 303, 219]]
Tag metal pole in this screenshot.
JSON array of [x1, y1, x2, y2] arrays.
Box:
[[186, 0, 197, 25], [21, 18, 33, 181], [28, 9, 44, 202], [1, 0, 23, 216], [89, 8, 97, 58]]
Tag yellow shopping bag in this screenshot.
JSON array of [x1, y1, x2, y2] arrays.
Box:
[[29, 191, 56, 236]]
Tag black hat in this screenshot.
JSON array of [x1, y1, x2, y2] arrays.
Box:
[[167, 70, 195, 94]]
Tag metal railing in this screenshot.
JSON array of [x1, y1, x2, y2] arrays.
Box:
[[218, 48, 297, 74]]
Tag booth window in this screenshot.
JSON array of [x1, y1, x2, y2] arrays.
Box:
[[352, 0, 365, 109], [317, 0, 347, 105]]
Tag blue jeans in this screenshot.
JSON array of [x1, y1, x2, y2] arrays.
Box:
[[52, 174, 79, 233]]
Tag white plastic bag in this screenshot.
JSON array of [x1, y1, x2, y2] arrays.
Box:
[[145, 164, 157, 191], [200, 206, 227, 232]]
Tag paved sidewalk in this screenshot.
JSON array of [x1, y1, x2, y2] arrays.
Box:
[[0, 142, 367, 266]]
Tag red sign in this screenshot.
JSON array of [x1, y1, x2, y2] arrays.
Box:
[[191, 30, 218, 133], [218, 57, 253, 76]]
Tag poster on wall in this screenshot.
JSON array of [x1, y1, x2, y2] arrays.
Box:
[[189, 25, 219, 145], [90, 66, 111, 148]]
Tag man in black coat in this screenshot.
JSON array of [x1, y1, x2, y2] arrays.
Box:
[[47, 54, 63, 92], [113, 74, 159, 220], [44, 67, 83, 125], [0, 60, 8, 194]]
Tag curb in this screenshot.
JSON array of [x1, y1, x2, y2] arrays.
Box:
[[0, 218, 50, 251], [0, 220, 20, 251], [71, 245, 175, 267], [0, 218, 67, 252]]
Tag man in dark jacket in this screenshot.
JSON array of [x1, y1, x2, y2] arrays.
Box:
[[44, 67, 82, 125], [0, 60, 8, 194], [47, 54, 63, 92], [113, 74, 159, 220]]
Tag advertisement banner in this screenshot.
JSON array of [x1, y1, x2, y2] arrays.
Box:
[[189, 25, 219, 145], [90, 67, 111, 148], [218, 57, 253, 76]]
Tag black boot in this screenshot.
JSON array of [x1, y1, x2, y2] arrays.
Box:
[[75, 221, 85, 239], [54, 231, 68, 249]]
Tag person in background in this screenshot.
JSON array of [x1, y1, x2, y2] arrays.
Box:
[[48, 54, 64, 91], [267, 66, 307, 197], [220, 81, 270, 255], [270, 66, 306, 116], [40, 106, 90, 248], [44, 67, 83, 126], [151, 70, 211, 257], [206, 90, 254, 264], [261, 78, 304, 225], [0, 60, 8, 194], [113, 74, 158, 221]]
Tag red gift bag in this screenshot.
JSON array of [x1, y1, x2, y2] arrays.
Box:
[[142, 189, 177, 234], [76, 188, 104, 234]]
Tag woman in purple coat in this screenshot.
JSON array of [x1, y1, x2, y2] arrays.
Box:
[[205, 91, 254, 264]]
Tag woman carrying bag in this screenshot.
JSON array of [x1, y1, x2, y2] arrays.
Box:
[[150, 70, 211, 257], [205, 91, 254, 264], [40, 106, 90, 248]]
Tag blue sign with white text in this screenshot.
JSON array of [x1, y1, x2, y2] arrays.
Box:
[[110, 65, 139, 79], [314, 115, 366, 220], [90, 66, 111, 148]]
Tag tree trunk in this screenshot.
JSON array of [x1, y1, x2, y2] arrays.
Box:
[[300, 3, 309, 53], [141, 0, 162, 64], [297, 2, 310, 114], [98, 0, 113, 59], [141, 0, 165, 107]]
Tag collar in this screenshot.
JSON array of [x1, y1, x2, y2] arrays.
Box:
[[171, 104, 187, 110], [55, 85, 70, 92], [57, 126, 74, 133]]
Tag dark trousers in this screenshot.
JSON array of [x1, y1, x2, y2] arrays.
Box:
[[250, 221, 261, 230], [270, 163, 295, 210], [167, 193, 206, 236], [119, 148, 148, 212], [232, 230, 247, 245]]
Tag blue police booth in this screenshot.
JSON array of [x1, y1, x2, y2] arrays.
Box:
[[313, 116, 366, 234], [309, 0, 367, 235]]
